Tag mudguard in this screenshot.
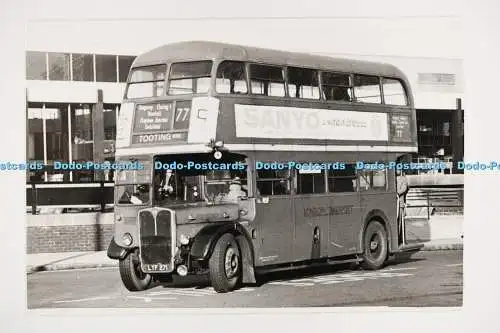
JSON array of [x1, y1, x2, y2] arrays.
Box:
[[106, 237, 130, 260], [189, 222, 256, 284]]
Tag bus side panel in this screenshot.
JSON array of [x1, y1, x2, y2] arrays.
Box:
[[293, 195, 330, 261], [360, 193, 398, 251], [253, 196, 294, 266], [328, 193, 363, 257]]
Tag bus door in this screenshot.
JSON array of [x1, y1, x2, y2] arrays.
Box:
[[253, 170, 294, 266], [327, 165, 363, 257], [293, 169, 330, 261]]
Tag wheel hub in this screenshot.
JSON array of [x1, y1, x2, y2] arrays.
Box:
[[224, 247, 239, 278]]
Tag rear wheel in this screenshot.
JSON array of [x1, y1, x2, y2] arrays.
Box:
[[209, 233, 242, 293], [119, 250, 152, 291], [361, 221, 389, 270]]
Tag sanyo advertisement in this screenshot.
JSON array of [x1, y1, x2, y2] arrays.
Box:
[[234, 104, 389, 141]]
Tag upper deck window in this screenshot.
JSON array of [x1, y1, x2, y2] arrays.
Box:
[[215, 61, 247, 94], [249, 64, 285, 97], [168, 61, 212, 95], [382, 78, 408, 106], [321, 72, 353, 102], [287, 67, 320, 100], [126, 65, 166, 99], [353, 75, 381, 104]]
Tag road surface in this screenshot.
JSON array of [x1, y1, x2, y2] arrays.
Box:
[[27, 250, 462, 308]]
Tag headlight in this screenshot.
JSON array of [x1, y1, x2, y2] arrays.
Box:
[[122, 233, 133, 246], [179, 234, 190, 245]]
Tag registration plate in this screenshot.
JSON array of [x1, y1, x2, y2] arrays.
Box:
[[142, 263, 169, 272]]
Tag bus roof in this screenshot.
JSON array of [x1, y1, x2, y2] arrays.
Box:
[[132, 41, 407, 79]]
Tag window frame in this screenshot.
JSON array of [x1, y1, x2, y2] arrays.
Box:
[[166, 60, 213, 96], [215, 60, 249, 95], [380, 76, 409, 106], [286, 66, 321, 100], [248, 62, 287, 98], [351, 74, 383, 104], [319, 70, 354, 103], [124, 64, 168, 100]]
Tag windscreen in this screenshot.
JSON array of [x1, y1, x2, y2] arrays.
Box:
[[126, 65, 166, 99]]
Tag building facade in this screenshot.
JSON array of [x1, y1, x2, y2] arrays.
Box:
[[25, 18, 464, 183]]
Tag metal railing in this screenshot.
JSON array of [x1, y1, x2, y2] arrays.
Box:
[[26, 181, 114, 214], [405, 186, 464, 219]]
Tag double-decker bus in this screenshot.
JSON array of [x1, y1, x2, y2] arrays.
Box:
[[107, 41, 422, 293]]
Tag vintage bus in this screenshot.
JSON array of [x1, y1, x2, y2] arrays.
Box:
[[107, 41, 422, 293]]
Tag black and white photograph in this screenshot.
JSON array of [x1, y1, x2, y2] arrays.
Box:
[[22, 2, 467, 309], [3, 0, 500, 331]]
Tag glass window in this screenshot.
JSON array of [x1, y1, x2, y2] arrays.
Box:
[[118, 56, 136, 82], [126, 65, 166, 99], [103, 104, 117, 140], [95, 54, 117, 82], [48, 52, 70, 81], [71, 104, 93, 182], [72, 53, 94, 82], [26, 51, 47, 80], [327, 164, 357, 193], [215, 61, 247, 94], [382, 78, 407, 106], [353, 75, 381, 103], [44, 104, 69, 165], [287, 67, 320, 99], [321, 72, 352, 102], [256, 170, 290, 196], [359, 169, 387, 191], [249, 64, 285, 97], [168, 61, 212, 95], [297, 168, 325, 194], [27, 104, 44, 162]]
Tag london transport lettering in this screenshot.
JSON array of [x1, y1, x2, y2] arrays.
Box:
[[304, 205, 354, 218]]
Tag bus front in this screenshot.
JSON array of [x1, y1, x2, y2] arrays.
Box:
[[106, 58, 255, 293]]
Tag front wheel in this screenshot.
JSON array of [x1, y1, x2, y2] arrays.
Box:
[[361, 221, 389, 270], [209, 233, 242, 293], [119, 251, 152, 291]]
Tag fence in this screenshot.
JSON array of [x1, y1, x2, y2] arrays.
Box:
[[405, 186, 464, 219], [26, 181, 114, 214]]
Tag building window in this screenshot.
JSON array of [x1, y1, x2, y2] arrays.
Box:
[[95, 54, 117, 82], [249, 64, 285, 97], [26, 104, 45, 182], [44, 104, 69, 164], [215, 61, 247, 94], [297, 169, 325, 194], [72, 53, 94, 82], [353, 75, 381, 104], [321, 72, 352, 102], [382, 78, 407, 106], [26, 51, 47, 80], [168, 61, 212, 95], [103, 104, 117, 140], [118, 56, 135, 82], [71, 104, 94, 182], [418, 73, 456, 85], [327, 164, 357, 193], [287, 67, 320, 99], [48, 53, 71, 81], [256, 170, 290, 196]]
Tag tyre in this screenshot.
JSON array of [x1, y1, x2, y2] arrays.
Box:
[[209, 233, 242, 293], [119, 250, 152, 291], [361, 221, 389, 270]]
